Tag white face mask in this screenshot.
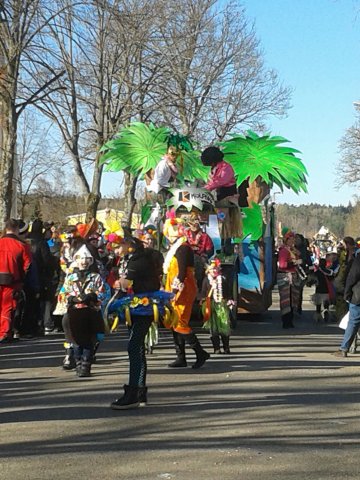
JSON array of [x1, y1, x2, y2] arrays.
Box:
[[76, 257, 92, 270], [73, 245, 94, 269]]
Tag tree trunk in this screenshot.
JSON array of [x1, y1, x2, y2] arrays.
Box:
[[123, 172, 138, 228], [0, 97, 17, 227], [85, 153, 104, 222], [247, 177, 270, 205]]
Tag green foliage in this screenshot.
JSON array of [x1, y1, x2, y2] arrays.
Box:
[[167, 133, 194, 152], [220, 131, 308, 194], [276, 203, 353, 239], [140, 202, 152, 225], [176, 150, 210, 183], [100, 122, 169, 176], [242, 202, 263, 240], [100, 122, 209, 182]]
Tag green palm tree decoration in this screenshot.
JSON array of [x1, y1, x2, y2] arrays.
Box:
[[167, 132, 210, 182], [220, 130, 308, 193], [176, 149, 210, 183], [242, 202, 263, 241], [100, 122, 169, 176], [100, 122, 209, 182]]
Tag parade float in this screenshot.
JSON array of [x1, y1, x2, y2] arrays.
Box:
[[219, 131, 308, 313], [313, 226, 338, 257], [100, 123, 308, 316]]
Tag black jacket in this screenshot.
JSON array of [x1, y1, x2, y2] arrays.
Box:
[[344, 255, 360, 305], [126, 248, 163, 293]]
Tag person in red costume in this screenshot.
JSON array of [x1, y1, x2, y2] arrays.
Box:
[[185, 214, 214, 259], [277, 229, 302, 329], [185, 213, 214, 290], [0, 219, 32, 342]]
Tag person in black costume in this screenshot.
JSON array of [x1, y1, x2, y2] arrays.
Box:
[[111, 236, 163, 410], [27, 219, 57, 334]]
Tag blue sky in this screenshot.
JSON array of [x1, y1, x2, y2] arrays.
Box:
[[241, 0, 360, 206], [101, 0, 360, 206]]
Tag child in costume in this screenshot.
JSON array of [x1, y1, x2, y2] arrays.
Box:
[[201, 258, 231, 354], [185, 214, 214, 260], [312, 257, 336, 323], [185, 213, 214, 292], [59, 245, 106, 377], [163, 213, 210, 369], [134, 225, 164, 353], [108, 236, 172, 410]]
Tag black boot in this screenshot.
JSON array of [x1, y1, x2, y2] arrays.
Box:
[[111, 385, 140, 410], [184, 332, 210, 369], [282, 311, 294, 329], [75, 360, 82, 376], [77, 361, 91, 378], [168, 331, 187, 367], [92, 341, 100, 363], [63, 348, 76, 370], [221, 335, 231, 354], [138, 386, 148, 406], [210, 335, 221, 354]]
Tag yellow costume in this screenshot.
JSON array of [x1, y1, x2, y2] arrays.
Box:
[[163, 215, 210, 369], [165, 258, 197, 334]]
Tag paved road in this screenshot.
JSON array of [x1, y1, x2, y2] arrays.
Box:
[[1, 288, 359, 480]]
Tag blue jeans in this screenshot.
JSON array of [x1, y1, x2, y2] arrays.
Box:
[[340, 303, 360, 351]]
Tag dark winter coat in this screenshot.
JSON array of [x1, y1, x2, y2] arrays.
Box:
[[344, 255, 360, 305]]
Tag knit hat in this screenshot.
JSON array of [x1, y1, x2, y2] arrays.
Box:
[[144, 224, 156, 235]]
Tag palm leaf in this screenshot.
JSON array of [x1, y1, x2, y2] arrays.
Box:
[[220, 130, 308, 194], [168, 133, 195, 152], [242, 202, 263, 240], [166, 133, 208, 183], [100, 122, 169, 176], [140, 202, 152, 225], [176, 150, 210, 183]]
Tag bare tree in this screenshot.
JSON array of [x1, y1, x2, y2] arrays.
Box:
[[151, 0, 291, 141], [0, 0, 293, 227], [33, 0, 166, 222], [14, 109, 63, 217], [0, 0, 67, 225], [337, 117, 360, 186]]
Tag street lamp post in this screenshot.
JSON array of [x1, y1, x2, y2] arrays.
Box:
[[270, 190, 282, 245]]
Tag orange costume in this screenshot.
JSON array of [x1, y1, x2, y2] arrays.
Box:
[[164, 240, 197, 334], [163, 217, 210, 369]]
